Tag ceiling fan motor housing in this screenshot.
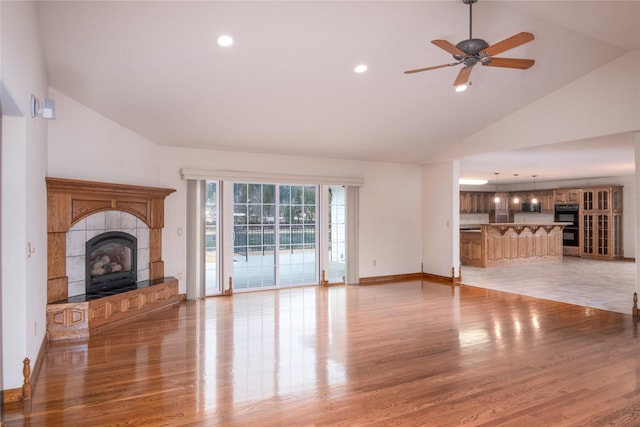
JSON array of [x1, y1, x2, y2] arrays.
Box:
[[454, 38, 489, 58]]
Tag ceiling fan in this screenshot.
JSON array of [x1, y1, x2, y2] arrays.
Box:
[[405, 0, 535, 91]]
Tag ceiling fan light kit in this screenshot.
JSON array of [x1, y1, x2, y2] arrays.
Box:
[[405, 0, 535, 91]]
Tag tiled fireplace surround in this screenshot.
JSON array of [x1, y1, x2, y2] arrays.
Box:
[[46, 177, 182, 340], [67, 211, 150, 297]]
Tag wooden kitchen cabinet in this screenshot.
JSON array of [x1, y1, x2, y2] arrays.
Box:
[[460, 191, 471, 213], [522, 190, 553, 212], [472, 192, 491, 213], [460, 191, 493, 214], [509, 192, 525, 212], [554, 189, 580, 204], [580, 186, 623, 260], [462, 190, 553, 215], [489, 192, 512, 223], [461, 185, 624, 261], [492, 192, 509, 212], [540, 190, 555, 213]]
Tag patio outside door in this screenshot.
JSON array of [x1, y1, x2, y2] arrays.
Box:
[[231, 182, 318, 290]]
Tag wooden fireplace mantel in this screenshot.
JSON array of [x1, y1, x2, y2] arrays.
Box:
[[45, 177, 180, 341], [46, 177, 176, 303]]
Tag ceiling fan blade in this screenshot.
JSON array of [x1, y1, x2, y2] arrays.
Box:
[[404, 62, 460, 74], [453, 66, 473, 87], [482, 57, 535, 69], [431, 39, 467, 57], [480, 32, 534, 57]]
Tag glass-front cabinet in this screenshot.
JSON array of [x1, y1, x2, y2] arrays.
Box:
[[580, 186, 623, 260]]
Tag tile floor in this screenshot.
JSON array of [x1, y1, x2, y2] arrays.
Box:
[[460, 256, 636, 314]]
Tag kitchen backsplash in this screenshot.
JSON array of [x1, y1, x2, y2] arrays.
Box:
[[460, 212, 555, 224]]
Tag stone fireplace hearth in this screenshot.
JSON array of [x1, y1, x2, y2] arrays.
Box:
[[45, 177, 182, 340]]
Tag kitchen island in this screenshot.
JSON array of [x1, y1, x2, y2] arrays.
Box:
[[460, 223, 568, 268]]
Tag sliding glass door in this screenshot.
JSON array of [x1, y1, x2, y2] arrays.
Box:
[[230, 182, 318, 291], [232, 183, 277, 290], [327, 185, 346, 283], [279, 185, 317, 286], [189, 175, 358, 298]]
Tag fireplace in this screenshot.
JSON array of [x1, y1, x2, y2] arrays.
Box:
[[86, 231, 137, 294], [46, 177, 180, 341]]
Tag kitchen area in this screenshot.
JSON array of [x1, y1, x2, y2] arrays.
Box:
[[460, 186, 623, 268]]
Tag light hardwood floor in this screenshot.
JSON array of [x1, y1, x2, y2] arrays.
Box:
[[4, 279, 640, 426]]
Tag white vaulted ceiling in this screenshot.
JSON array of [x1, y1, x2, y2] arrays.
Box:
[[35, 1, 640, 183]]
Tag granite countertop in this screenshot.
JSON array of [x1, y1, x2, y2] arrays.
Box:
[[461, 222, 570, 232], [482, 222, 570, 226]]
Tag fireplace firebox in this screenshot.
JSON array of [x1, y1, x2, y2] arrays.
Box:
[[86, 231, 137, 294]]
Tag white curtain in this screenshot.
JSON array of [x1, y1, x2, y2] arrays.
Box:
[[345, 186, 360, 285], [185, 179, 205, 299]]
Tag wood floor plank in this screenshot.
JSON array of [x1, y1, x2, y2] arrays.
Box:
[[4, 281, 640, 426]]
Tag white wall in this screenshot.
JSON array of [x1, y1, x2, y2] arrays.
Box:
[[46, 90, 165, 187], [159, 148, 424, 282], [422, 161, 459, 278], [47, 92, 425, 291], [1, 1, 49, 390], [445, 51, 640, 158]]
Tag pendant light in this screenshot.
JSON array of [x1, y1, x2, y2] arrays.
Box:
[[512, 174, 520, 204], [531, 175, 538, 204], [493, 172, 500, 203]]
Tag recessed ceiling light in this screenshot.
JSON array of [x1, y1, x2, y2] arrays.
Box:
[[354, 64, 368, 73], [217, 35, 233, 47], [459, 178, 488, 185]]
